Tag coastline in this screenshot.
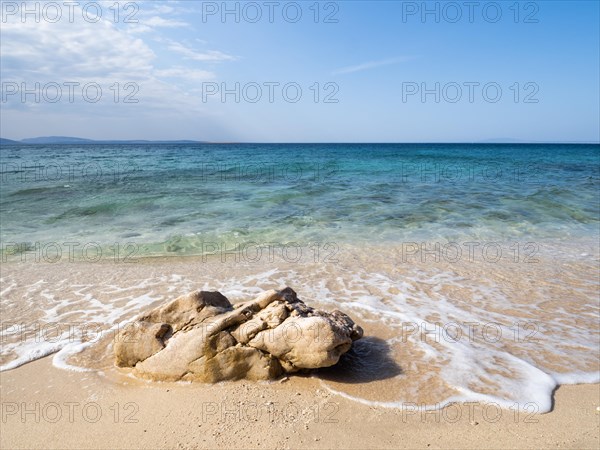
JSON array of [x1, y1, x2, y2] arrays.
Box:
[[1, 356, 598, 449], [1, 241, 598, 448], [2, 243, 598, 400]]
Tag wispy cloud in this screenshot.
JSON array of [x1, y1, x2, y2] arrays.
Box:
[[332, 57, 414, 75], [166, 40, 236, 62], [124, 1, 192, 34], [154, 67, 215, 81], [127, 17, 189, 34]]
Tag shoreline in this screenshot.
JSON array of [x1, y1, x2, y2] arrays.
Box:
[[1, 234, 598, 265], [1, 356, 598, 449], [1, 246, 598, 448], [2, 252, 599, 408]]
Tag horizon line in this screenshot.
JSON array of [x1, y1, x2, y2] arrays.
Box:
[[1, 137, 599, 145]]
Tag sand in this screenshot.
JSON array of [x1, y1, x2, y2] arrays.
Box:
[[1, 248, 599, 449], [1, 356, 598, 449]]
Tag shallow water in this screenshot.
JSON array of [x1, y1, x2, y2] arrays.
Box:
[[1, 143, 598, 252], [1, 143, 598, 412]]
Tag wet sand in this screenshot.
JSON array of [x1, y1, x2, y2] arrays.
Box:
[[1, 356, 599, 449], [1, 243, 599, 448]]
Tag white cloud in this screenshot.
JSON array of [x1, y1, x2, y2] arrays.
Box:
[[0, 1, 238, 139], [166, 40, 237, 62], [140, 3, 176, 15], [126, 16, 190, 33], [144, 16, 189, 27], [0, 5, 217, 116], [135, 0, 194, 17], [332, 57, 414, 75], [0, 17, 155, 79], [154, 67, 215, 81]]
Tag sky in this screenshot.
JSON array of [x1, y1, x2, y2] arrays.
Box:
[[0, 0, 599, 142]]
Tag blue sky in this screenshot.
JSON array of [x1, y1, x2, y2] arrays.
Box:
[[1, 0, 599, 142]]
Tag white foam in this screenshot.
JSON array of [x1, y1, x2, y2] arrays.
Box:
[[551, 371, 600, 385], [1, 263, 598, 413], [52, 343, 94, 372], [0, 341, 64, 371]]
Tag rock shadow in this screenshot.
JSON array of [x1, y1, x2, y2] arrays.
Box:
[[313, 336, 402, 383]]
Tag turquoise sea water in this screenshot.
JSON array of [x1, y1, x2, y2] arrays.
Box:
[[1, 143, 599, 257]]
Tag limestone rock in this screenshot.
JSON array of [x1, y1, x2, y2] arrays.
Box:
[[114, 287, 363, 382]]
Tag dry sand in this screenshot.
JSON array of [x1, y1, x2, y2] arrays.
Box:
[[1, 356, 598, 449]]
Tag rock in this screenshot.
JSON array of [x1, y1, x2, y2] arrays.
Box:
[[114, 287, 363, 382], [114, 321, 171, 367]]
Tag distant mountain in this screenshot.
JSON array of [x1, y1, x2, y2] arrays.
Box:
[[0, 138, 20, 145], [21, 136, 95, 144], [479, 138, 599, 144], [479, 138, 532, 144], [17, 136, 206, 144]]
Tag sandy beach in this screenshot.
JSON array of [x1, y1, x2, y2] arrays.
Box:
[[1, 356, 598, 449], [1, 250, 599, 449]]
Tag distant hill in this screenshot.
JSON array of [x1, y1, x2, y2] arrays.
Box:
[[479, 138, 599, 144], [21, 136, 95, 144], [18, 136, 206, 144], [0, 138, 20, 145], [480, 138, 531, 144]]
